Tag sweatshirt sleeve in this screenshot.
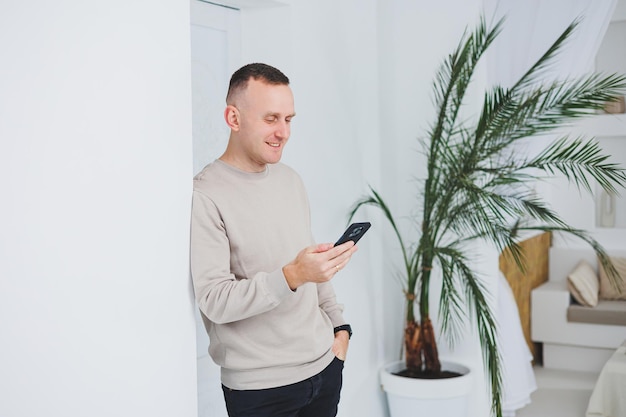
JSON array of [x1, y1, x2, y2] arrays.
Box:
[[317, 281, 346, 327], [190, 190, 293, 324]]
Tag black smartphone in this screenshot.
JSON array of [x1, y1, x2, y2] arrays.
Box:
[[334, 222, 371, 246]]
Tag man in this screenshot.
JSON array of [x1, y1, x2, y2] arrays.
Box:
[[190, 63, 358, 417]]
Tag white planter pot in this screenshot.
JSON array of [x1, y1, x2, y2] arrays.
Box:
[[380, 360, 473, 417]]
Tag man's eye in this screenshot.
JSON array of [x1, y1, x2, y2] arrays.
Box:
[[265, 117, 277, 123]]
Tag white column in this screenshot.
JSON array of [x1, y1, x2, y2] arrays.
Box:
[[0, 2, 197, 417]]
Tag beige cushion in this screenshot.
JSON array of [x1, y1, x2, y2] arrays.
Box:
[[567, 260, 599, 307], [598, 256, 626, 300], [568, 300, 626, 326]]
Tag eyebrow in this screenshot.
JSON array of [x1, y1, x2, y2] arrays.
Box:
[[265, 112, 296, 118]]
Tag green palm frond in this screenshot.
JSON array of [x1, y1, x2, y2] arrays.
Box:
[[517, 224, 623, 292], [348, 187, 413, 275], [528, 136, 626, 194], [434, 246, 469, 347], [432, 16, 501, 138], [461, 265, 502, 417], [442, 250, 504, 416]]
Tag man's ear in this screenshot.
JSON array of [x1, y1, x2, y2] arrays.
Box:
[[224, 105, 240, 131]]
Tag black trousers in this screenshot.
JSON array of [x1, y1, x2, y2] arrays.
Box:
[[221, 357, 344, 417]]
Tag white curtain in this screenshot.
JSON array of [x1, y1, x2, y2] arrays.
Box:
[[485, 0, 617, 85], [496, 272, 537, 417], [484, 0, 617, 157]]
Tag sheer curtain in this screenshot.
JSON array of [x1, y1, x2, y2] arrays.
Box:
[[484, 0, 616, 154], [496, 272, 536, 417], [483, 1, 617, 416], [485, 0, 616, 85]]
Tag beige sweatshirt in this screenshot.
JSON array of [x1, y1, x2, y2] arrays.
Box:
[[190, 160, 346, 390]]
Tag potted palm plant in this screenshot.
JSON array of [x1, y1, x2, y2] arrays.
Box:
[[348, 16, 626, 417]]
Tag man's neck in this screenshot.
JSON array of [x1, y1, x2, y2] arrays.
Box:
[[218, 153, 267, 173]]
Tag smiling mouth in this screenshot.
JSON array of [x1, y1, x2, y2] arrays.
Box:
[[267, 142, 281, 148]]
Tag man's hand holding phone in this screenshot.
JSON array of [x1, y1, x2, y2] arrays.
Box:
[[282, 222, 370, 290]]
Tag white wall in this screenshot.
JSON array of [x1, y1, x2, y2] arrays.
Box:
[[0, 2, 197, 417]]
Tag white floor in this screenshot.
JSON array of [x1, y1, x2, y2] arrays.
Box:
[[515, 366, 599, 417]]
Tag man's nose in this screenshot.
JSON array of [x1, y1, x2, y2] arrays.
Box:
[[276, 121, 290, 138]]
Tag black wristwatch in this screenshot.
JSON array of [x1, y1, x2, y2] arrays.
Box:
[[333, 324, 352, 339]]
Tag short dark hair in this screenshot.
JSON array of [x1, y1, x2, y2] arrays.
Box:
[[226, 63, 290, 103]]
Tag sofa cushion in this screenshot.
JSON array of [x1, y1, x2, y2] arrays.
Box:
[[567, 260, 599, 307], [598, 256, 626, 301], [567, 300, 626, 326]]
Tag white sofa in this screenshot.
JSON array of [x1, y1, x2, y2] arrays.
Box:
[[531, 247, 626, 373]]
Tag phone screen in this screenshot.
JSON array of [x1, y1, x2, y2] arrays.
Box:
[[334, 222, 371, 246]]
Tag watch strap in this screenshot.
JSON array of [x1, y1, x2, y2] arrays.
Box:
[[333, 324, 352, 339]]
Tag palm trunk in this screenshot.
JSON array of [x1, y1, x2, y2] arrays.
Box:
[[404, 320, 422, 371], [405, 248, 442, 375], [420, 317, 441, 374], [404, 317, 441, 375]]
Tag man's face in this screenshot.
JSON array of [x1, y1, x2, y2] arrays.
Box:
[[230, 79, 295, 172]]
